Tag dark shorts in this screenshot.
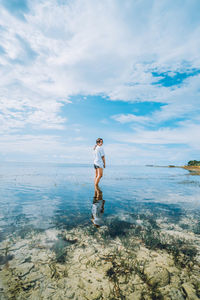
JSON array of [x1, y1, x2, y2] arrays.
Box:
[[94, 164, 100, 169]]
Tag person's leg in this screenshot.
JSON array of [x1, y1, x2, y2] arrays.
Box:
[[95, 168, 103, 186], [94, 168, 98, 184]]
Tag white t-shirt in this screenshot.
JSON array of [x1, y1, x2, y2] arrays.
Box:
[[94, 145, 105, 168]]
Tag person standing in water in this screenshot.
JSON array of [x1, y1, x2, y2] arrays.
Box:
[[94, 138, 105, 187]]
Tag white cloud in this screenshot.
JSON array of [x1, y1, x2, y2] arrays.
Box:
[[151, 74, 200, 122], [0, 130, 197, 165], [0, 86, 68, 132], [110, 121, 200, 150], [0, 0, 200, 163], [104, 142, 193, 165], [112, 73, 200, 126], [0, 134, 93, 162], [111, 113, 149, 124], [1, 0, 200, 110]]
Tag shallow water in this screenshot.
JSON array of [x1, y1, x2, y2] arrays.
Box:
[[0, 162, 200, 299], [0, 163, 200, 235]]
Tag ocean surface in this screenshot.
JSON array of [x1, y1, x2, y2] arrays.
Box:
[[0, 162, 200, 299], [0, 162, 200, 238]]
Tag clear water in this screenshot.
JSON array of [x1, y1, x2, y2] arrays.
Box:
[[0, 162, 200, 240], [1, 162, 200, 299]]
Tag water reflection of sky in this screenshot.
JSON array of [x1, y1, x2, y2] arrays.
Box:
[[0, 162, 200, 239]]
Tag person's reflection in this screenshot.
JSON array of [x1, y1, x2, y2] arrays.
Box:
[[91, 186, 105, 227]]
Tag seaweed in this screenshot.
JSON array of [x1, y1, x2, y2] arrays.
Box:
[[0, 254, 14, 265], [17, 226, 35, 239], [51, 239, 68, 263], [103, 219, 132, 238], [193, 282, 200, 298], [173, 245, 197, 268], [0, 231, 6, 242], [193, 221, 200, 234], [179, 223, 190, 230], [134, 261, 164, 300]]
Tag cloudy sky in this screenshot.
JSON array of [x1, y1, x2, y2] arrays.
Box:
[[0, 0, 200, 165]]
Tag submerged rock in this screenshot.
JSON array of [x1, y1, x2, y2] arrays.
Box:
[[0, 212, 200, 300], [167, 288, 185, 300], [0, 254, 14, 265], [182, 283, 199, 300], [15, 262, 34, 278], [144, 265, 170, 287]]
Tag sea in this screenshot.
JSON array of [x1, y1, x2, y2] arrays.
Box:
[[0, 162, 200, 299]]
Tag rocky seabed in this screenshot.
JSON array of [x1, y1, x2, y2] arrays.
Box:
[[0, 223, 200, 300]]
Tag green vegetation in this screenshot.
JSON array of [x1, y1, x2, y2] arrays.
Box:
[[187, 160, 200, 166]]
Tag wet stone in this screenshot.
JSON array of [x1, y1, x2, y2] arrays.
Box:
[[144, 265, 170, 287], [167, 288, 185, 300], [65, 290, 75, 299], [15, 262, 34, 278], [182, 283, 199, 300], [90, 290, 102, 299], [0, 210, 200, 300]]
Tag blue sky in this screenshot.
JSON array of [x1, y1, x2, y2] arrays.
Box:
[[0, 0, 200, 165]]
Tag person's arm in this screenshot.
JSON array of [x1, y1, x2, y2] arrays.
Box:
[[102, 156, 106, 168]]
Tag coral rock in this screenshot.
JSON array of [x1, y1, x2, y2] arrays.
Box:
[[144, 265, 170, 287]]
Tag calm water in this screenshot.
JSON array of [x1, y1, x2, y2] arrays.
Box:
[[1, 162, 200, 299], [0, 162, 200, 240]]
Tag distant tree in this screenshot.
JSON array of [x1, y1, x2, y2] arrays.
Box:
[[187, 160, 200, 166]]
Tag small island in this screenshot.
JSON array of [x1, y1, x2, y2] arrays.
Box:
[[167, 160, 200, 174], [182, 161, 200, 174], [148, 161, 200, 174]]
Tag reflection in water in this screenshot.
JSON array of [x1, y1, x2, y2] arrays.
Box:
[[0, 163, 200, 299], [91, 186, 105, 227]]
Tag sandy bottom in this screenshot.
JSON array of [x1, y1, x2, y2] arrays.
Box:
[[0, 211, 200, 300]]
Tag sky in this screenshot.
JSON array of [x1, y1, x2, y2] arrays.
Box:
[[0, 0, 200, 165]]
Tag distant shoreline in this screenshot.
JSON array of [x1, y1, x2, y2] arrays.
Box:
[[181, 165, 200, 173], [169, 165, 200, 174], [168, 165, 200, 171], [146, 164, 200, 174]]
